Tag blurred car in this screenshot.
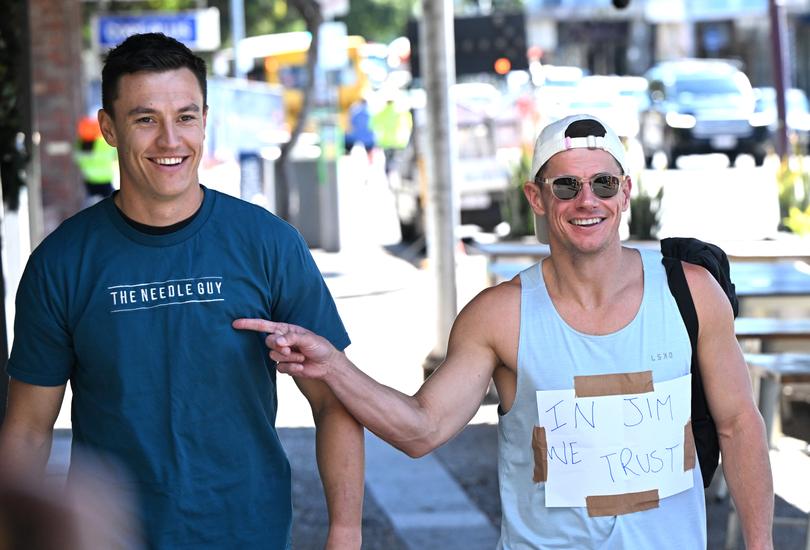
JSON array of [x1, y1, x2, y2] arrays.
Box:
[[614, 75, 650, 115], [639, 59, 770, 167], [753, 86, 810, 154]]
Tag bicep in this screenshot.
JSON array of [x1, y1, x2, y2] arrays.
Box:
[[412, 291, 508, 444], [414, 346, 497, 441], [686, 265, 757, 425]]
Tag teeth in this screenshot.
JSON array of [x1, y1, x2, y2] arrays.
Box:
[[571, 218, 601, 226], [154, 157, 183, 165]]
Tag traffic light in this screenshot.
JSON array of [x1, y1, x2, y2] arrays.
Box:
[[407, 12, 528, 79]]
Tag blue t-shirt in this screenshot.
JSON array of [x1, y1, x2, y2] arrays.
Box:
[[8, 187, 350, 549]]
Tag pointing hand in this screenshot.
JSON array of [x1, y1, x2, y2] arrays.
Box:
[[232, 318, 339, 379]]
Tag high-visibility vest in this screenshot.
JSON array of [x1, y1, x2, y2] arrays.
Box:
[[371, 104, 412, 150], [74, 137, 117, 184]]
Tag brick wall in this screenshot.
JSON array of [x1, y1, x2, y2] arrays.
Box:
[[29, 0, 84, 234]]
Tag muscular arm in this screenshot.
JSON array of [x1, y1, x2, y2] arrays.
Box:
[[685, 263, 773, 549], [295, 375, 364, 550], [234, 283, 515, 459], [0, 379, 66, 482]]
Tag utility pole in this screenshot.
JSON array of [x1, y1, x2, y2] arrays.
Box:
[[768, 0, 790, 161], [421, 0, 459, 376], [230, 0, 246, 79]]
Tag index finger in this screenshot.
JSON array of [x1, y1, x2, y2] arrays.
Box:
[[232, 318, 285, 334]]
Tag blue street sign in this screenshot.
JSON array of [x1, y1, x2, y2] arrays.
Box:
[[95, 9, 220, 51]]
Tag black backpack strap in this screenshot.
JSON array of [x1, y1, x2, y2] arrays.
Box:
[[661, 237, 739, 317], [661, 253, 720, 488], [662, 256, 698, 350]]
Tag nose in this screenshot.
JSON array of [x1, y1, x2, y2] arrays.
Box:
[[156, 120, 180, 148], [575, 180, 599, 207]]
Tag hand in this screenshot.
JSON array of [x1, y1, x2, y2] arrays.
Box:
[[232, 319, 339, 379]]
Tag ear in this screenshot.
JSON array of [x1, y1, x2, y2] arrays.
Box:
[[98, 109, 117, 147], [202, 105, 208, 137], [523, 180, 547, 217], [620, 175, 632, 213]]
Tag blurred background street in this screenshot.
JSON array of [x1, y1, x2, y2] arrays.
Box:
[[3, 0, 810, 547]]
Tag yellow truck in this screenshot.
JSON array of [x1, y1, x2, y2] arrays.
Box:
[[223, 32, 382, 132]]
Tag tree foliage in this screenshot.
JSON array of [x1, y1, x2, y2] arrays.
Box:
[[207, 0, 309, 42], [336, 0, 416, 43], [88, 1, 419, 45], [85, 0, 527, 46], [455, 0, 525, 12]]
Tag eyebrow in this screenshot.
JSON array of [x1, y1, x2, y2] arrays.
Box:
[[126, 103, 202, 117]]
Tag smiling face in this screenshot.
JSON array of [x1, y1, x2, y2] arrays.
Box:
[[525, 148, 631, 254], [99, 68, 207, 223]]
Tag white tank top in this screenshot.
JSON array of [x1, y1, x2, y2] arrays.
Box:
[[497, 249, 707, 549]]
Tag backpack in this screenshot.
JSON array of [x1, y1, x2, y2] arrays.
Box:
[[660, 237, 739, 488]]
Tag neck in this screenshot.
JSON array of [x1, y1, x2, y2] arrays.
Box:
[[543, 245, 634, 310], [114, 185, 203, 227]]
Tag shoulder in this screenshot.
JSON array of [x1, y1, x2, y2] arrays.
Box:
[[681, 261, 734, 323], [446, 278, 521, 369], [17, 206, 112, 300], [466, 276, 520, 309], [210, 190, 289, 224], [681, 261, 723, 296], [209, 190, 303, 242], [454, 277, 521, 332], [29, 202, 108, 262]]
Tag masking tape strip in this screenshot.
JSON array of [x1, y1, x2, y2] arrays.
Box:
[[532, 426, 548, 482], [574, 370, 654, 398], [586, 489, 660, 517], [683, 419, 696, 471]]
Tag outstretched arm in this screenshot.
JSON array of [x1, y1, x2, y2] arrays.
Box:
[[685, 263, 773, 550], [233, 285, 510, 458]]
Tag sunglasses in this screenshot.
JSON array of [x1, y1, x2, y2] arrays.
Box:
[[536, 173, 623, 201]]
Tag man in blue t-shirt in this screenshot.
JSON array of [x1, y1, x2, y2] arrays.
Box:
[[0, 33, 363, 549]]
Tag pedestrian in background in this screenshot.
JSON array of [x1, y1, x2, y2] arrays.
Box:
[[344, 97, 376, 164], [235, 114, 774, 549], [371, 93, 412, 177], [0, 32, 363, 550], [74, 115, 117, 203]]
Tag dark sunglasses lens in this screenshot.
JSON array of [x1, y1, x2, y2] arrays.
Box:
[[551, 177, 579, 200], [592, 175, 620, 198]]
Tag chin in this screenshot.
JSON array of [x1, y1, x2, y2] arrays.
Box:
[[153, 178, 197, 194]]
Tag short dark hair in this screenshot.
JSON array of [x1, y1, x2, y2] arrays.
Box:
[[101, 33, 207, 115]]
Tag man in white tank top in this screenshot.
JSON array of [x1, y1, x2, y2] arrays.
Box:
[[235, 114, 774, 549]]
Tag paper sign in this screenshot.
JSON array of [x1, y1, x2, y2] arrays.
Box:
[[535, 372, 694, 508]]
